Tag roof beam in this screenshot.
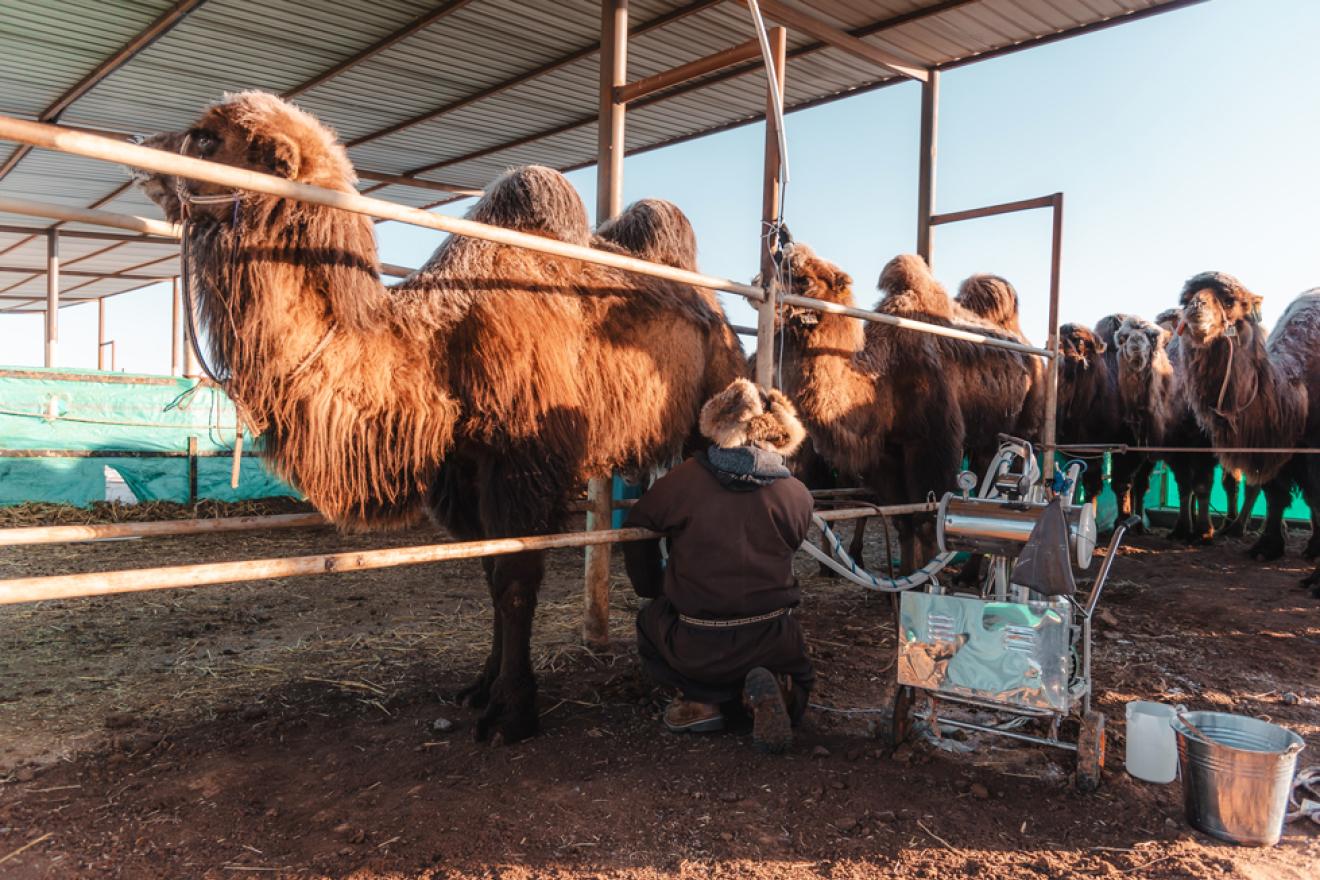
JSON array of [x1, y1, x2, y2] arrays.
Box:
[[397, 0, 975, 180], [283, 0, 477, 99], [0, 0, 207, 185], [345, 0, 722, 149], [737, 0, 926, 81]]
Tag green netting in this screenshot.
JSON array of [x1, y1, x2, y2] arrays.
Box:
[[0, 366, 298, 506]]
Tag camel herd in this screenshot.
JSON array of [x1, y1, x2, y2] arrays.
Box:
[[136, 92, 1319, 743]]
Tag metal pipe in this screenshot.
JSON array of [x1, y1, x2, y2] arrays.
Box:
[[778, 292, 1053, 358], [928, 194, 1057, 226], [97, 297, 107, 369], [916, 69, 938, 263], [617, 38, 762, 104], [755, 26, 787, 387], [582, 0, 631, 651], [912, 710, 1077, 752], [0, 115, 767, 304], [1, 195, 178, 238], [1042, 193, 1064, 480], [44, 230, 58, 366]]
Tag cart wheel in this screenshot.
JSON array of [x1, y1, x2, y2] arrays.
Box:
[[882, 686, 915, 751], [1075, 710, 1106, 793]]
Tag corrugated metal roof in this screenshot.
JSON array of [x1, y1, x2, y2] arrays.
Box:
[[0, 0, 1199, 312]]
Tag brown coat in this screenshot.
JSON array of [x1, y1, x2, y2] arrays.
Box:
[[624, 457, 815, 703]]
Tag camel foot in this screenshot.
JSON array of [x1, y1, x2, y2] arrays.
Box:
[[817, 563, 841, 579], [1247, 533, 1286, 562], [1191, 529, 1215, 547], [1167, 527, 1191, 543], [455, 671, 496, 709], [474, 677, 539, 745], [1127, 521, 1147, 536], [1303, 534, 1320, 560], [1221, 519, 1248, 539]]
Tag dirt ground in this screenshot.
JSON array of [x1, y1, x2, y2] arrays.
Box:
[[1, 506, 1317, 879]]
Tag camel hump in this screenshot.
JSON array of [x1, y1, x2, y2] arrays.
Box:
[[469, 165, 591, 246], [596, 198, 698, 271], [956, 274, 1019, 329], [1094, 313, 1136, 347], [878, 254, 935, 295]]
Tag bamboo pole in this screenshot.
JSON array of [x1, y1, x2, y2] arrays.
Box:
[[0, 504, 917, 605], [755, 26, 787, 387], [0, 114, 766, 303], [0, 527, 661, 606], [0, 513, 328, 546]]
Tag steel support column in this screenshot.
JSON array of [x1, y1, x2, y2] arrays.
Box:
[[44, 231, 58, 367], [916, 69, 939, 264], [754, 26, 787, 388], [583, 0, 629, 650]]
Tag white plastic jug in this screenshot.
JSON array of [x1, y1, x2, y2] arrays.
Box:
[[1126, 700, 1178, 783]]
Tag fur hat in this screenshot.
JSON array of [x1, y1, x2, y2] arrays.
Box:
[[699, 379, 807, 456]]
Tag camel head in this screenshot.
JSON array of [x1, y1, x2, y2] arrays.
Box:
[[137, 91, 356, 223], [1114, 316, 1169, 373], [763, 242, 854, 330], [1178, 271, 1264, 346], [595, 198, 696, 270], [877, 254, 951, 318], [1058, 323, 1105, 379]]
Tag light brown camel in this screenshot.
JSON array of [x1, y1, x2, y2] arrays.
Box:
[[137, 91, 746, 741], [1175, 272, 1320, 584], [773, 244, 1037, 571]]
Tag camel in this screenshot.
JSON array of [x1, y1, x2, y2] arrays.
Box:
[[956, 273, 1045, 442], [1055, 323, 1124, 507], [772, 244, 1037, 572], [1175, 272, 1320, 580], [137, 91, 746, 741], [1113, 316, 1215, 542], [1154, 307, 1254, 537]]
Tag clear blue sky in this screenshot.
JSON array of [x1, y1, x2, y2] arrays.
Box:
[[5, 0, 1318, 372]]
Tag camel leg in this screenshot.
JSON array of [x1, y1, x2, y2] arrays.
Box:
[[475, 550, 543, 744], [1191, 459, 1216, 545], [1224, 481, 1260, 538], [1248, 478, 1292, 562], [1299, 458, 1320, 559], [456, 556, 503, 708], [1167, 458, 1193, 541], [848, 517, 869, 570], [1222, 470, 1240, 526], [1128, 458, 1154, 535]]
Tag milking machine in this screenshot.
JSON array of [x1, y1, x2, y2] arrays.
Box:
[[886, 435, 1138, 791]]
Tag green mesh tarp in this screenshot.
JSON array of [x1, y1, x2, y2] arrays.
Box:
[[0, 366, 297, 506]]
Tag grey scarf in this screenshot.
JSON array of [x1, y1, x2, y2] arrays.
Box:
[[699, 445, 791, 491]]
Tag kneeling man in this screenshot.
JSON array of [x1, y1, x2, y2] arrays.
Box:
[[624, 379, 815, 752]]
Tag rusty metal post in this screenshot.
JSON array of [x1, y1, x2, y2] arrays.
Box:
[[97, 298, 107, 370], [179, 277, 200, 378], [583, 0, 629, 650], [44, 230, 58, 367], [1042, 193, 1064, 481], [916, 69, 939, 265], [171, 277, 182, 376], [754, 26, 787, 388], [187, 434, 199, 505]]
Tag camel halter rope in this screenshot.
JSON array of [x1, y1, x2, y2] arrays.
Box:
[[172, 134, 337, 484]]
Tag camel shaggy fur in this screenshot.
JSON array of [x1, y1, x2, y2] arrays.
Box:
[[773, 245, 1037, 571], [1114, 316, 1216, 541], [1176, 272, 1320, 577], [138, 91, 746, 740]]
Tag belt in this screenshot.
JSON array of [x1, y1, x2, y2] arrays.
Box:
[[678, 607, 792, 629]]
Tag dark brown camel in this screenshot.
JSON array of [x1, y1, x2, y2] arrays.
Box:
[[773, 245, 1037, 572], [138, 92, 746, 741], [1175, 272, 1320, 590]]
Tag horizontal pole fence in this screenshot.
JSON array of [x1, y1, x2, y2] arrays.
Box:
[[0, 495, 905, 547], [0, 115, 766, 303], [0, 115, 1063, 352]]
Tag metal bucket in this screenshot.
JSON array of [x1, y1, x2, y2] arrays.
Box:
[[1172, 711, 1305, 846]]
